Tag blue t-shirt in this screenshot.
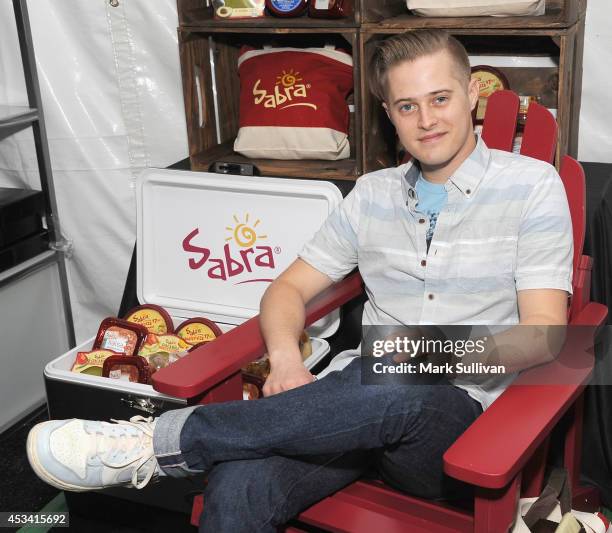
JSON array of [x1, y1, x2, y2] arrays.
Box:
[[415, 174, 448, 250]]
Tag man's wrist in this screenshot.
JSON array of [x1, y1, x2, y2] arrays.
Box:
[[268, 347, 304, 367]]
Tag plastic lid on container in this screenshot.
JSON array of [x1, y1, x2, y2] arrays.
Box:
[[136, 169, 343, 338]]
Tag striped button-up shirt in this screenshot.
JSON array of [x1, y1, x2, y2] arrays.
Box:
[[299, 136, 573, 409]]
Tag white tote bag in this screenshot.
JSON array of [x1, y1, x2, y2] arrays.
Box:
[[511, 469, 610, 533], [406, 0, 545, 17]]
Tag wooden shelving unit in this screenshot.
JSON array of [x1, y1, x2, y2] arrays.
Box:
[[177, 0, 586, 179]]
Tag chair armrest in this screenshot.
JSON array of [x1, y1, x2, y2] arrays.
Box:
[[443, 301, 608, 489], [152, 273, 364, 398], [570, 297, 606, 325]]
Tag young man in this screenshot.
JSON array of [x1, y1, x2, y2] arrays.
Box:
[[26, 30, 572, 531]]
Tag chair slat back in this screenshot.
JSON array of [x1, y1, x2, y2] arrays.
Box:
[[481, 91, 558, 165], [559, 155, 587, 292], [480, 90, 519, 152], [520, 101, 558, 164]]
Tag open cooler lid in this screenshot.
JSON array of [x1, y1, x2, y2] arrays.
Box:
[[136, 169, 343, 338]]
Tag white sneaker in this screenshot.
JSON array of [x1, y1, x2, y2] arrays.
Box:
[[26, 415, 160, 491]]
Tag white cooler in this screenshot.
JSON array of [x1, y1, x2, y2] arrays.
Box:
[[43, 169, 343, 514]]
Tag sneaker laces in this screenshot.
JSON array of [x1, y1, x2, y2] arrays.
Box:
[[94, 415, 158, 489]]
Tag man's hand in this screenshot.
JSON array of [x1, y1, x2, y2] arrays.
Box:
[[262, 360, 315, 397], [259, 258, 332, 396]]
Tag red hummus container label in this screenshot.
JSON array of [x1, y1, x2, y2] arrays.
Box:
[[93, 317, 148, 357]]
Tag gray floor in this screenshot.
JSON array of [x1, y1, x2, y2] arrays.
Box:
[[0, 406, 198, 532], [0, 407, 60, 514]]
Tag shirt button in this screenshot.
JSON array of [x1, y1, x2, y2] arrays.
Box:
[[466, 188, 471, 195], [428, 293, 434, 300], [420, 259, 427, 267], [418, 218, 426, 224]]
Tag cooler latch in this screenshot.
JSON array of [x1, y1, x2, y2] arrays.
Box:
[[120, 395, 161, 415]]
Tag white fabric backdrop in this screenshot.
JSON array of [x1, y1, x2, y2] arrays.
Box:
[[578, 0, 612, 162], [0, 0, 610, 343], [0, 0, 187, 343]]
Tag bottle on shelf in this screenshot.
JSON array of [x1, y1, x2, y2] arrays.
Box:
[[265, 0, 308, 17], [214, 1, 266, 20], [517, 94, 541, 128], [308, 0, 349, 18]]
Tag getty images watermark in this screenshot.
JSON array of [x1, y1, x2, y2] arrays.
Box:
[[359, 325, 608, 386], [370, 333, 500, 375]]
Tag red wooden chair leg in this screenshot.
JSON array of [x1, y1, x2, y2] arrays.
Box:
[[521, 435, 550, 498], [564, 392, 584, 492], [191, 494, 204, 527], [562, 391, 600, 512], [195, 372, 244, 405], [474, 475, 521, 533]]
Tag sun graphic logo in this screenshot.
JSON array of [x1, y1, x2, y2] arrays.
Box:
[[276, 69, 303, 88], [225, 213, 267, 248], [253, 67, 317, 110], [182, 213, 280, 283]]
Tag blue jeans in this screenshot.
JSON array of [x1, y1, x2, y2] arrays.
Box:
[[152, 358, 482, 532]]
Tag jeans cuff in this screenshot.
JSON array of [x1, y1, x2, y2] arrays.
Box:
[[153, 405, 203, 478]]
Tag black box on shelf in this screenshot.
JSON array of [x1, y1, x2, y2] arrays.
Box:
[[0, 230, 49, 272], [0, 187, 45, 248]]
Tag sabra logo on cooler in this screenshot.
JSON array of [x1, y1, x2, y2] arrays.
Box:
[[253, 68, 317, 110], [182, 213, 280, 284]]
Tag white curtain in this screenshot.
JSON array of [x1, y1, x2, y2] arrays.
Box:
[[579, 0, 612, 162], [0, 0, 187, 342]]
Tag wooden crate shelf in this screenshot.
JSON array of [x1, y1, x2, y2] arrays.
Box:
[[360, 0, 585, 27], [179, 28, 361, 179], [359, 20, 584, 172], [363, 26, 575, 37], [181, 24, 359, 35], [180, 15, 359, 30], [361, 11, 582, 31], [178, 0, 360, 28], [190, 141, 359, 180]]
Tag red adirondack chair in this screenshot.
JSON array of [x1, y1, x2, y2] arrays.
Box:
[[152, 91, 608, 532]]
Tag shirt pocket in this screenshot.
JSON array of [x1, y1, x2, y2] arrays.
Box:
[[448, 219, 517, 293], [360, 224, 421, 280]]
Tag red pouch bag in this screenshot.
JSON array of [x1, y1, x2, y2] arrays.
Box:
[[234, 45, 353, 160]]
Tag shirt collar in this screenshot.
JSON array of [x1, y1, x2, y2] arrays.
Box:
[[401, 135, 491, 202]]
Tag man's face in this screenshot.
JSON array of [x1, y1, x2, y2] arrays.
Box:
[[383, 50, 479, 180]]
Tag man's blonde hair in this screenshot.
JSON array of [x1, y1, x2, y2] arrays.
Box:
[[369, 30, 471, 102]]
